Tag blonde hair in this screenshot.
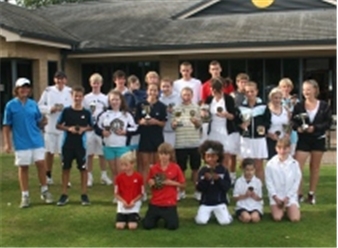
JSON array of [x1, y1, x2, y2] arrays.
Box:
[[279, 78, 294, 89], [276, 137, 291, 148], [145, 71, 160, 84], [245, 81, 258, 90], [89, 73, 103, 84], [127, 75, 139, 86], [268, 87, 283, 100], [303, 79, 320, 97], [120, 151, 136, 164], [181, 86, 193, 95], [236, 73, 250, 82], [158, 142, 175, 162]]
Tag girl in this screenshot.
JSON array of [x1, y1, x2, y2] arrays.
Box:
[[279, 78, 299, 155], [172, 87, 201, 200], [143, 143, 185, 230], [233, 158, 263, 223], [266, 87, 290, 159], [237, 81, 271, 182], [3, 78, 53, 208], [265, 138, 301, 222], [205, 77, 238, 183], [95, 90, 137, 185], [145, 71, 160, 87], [135, 83, 167, 199], [195, 140, 232, 225], [292, 79, 332, 204]]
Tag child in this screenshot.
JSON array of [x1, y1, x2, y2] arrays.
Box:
[[95, 90, 137, 185], [265, 138, 301, 222], [173, 61, 202, 104], [115, 151, 144, 230], [233, 158, 263, 223], [159, 77, 181, 147], [172, 87, 201, 200], [135, 83, 167, 198], [231, 73, 249, 108], [113, 70, 128, 94], [3, 78, 53, 208], [56, 86, 93, 206], [83, 73, 112, 187], [127, 75, 146, 104], [195, 140, 232, 225], [144, 71, 160, 87], [237, 81, 271, 182], [143, 143, 185, 230]]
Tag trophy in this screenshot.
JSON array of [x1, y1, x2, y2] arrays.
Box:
[[257, 125, 266, 135], [284, 95, 298, 112], [173, 107, 183, 127], [217, 106, 223, 113], [54, 103, 64, 111], [200, 104, 211, 123], [153, 173, 166, 190], [282, 123, 293, 134], [190, 109, 196, 117], [89, 101, 96, 113], [75, 125, 80, 132], [110, 118, 124, 133], [167, 103, 175, 113], [295, 113, 309, 131], [241, 112, 252, 135], [274, 130, 281, 138], [142, 104, 151, 120], [103, 115, 111, 131]]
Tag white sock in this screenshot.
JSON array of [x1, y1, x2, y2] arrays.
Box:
[[88, 172, 93, 178], [41, 185, 48, 193], [309, 191, 314, 195], [22, 191, 29, 197], [101, 171, 107, 177]]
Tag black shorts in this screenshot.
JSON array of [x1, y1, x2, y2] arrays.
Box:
[[175, 148, 201, 171], [142, 204, 179, 230], [235, 209, 262, 218], [61, 147, 87, 170], [296, 136, 326, 152], [116, 213, 140, 223]]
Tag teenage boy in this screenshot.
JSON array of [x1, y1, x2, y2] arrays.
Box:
[[56, 86, 93, 206], [173, 61, 202, 104], [231, 73, 250, 108], [113, 70, 128, 94], [38, 71, 72, 184], [83, 73, 112, 187]]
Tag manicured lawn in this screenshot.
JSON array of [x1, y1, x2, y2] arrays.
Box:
[[0, 154, 336, 247]]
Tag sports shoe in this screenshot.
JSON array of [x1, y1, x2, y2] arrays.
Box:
[[46, 177, 54, 185], [81, 194, 90, 206], [194, 191, 201, 201], [67, 182, 72, 188], [298, 194, 304, 203], [20, 195, 30, 208], [41, 190, 53, 204], [307, 193, 316, 205], [101, 175, 112, 185], [177, 191, 186, 201], [87, 174, 93, 187], [57, 194, 69, 206]]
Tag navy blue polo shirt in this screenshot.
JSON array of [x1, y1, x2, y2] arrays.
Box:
[[3, 98, 44, 151]]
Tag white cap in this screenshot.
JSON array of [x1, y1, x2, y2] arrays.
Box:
[[15, 78, 31, 87]]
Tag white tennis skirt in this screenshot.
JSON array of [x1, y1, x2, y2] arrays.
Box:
[[240, 137, 268, 159], [209, 129, 240, 155]]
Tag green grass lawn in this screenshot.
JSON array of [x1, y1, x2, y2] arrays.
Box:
[[0, 154, 336, 247]]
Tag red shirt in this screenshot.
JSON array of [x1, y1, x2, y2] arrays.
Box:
[[115, 172, 143, 204], [147, 162, 185, 206], [201, 79, 235, 102]]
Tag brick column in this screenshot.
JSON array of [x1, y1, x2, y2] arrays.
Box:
[[32, 58, 48, 100], [159, 55, 179, 80]]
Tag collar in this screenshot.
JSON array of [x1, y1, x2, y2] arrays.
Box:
[[242, 97, 262, 105]]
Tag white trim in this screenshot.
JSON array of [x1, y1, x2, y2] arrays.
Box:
[[68, 44, 336, 59], [322, 0, 336, 5], [0, 27, 72, 49], [177, 0, 220, 20]]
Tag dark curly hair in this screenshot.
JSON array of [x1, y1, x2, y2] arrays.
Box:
[[199, 140, 224, 163]]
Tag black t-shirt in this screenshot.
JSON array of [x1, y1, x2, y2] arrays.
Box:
[[57, 107, 93, 149], [135, 100, 167, 152]]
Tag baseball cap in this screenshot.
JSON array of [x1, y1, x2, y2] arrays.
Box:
[[15, 78, 31, 87], [54, 71, 67, 78]]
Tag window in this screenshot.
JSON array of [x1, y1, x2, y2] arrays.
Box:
[[48, 61, 58, 86], [282, 58, 299, 95], [247, 59, 264, 99]]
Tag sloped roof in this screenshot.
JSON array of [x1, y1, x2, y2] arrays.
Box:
[[0, 2, 78, 44]]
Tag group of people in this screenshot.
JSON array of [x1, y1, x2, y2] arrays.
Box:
[[3, 60, 332, 230]]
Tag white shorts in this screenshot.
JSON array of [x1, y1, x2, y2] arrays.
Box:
[[44, 133, 63, 154], [163, 132, 176, 147], [208, 130, 240, 155], [195, 204, 233, 225], [269, 196, 299, 208], [86, 131, 103, 156], [15, 148, 45, 166], [240, 137, 268, 159]]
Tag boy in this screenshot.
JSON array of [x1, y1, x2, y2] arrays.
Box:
[[200, 60, 234, 102], [195, 140, 232, 225], [173, 61, 201, 104], [115, 151, 143, 230], [38, 71, 72, 184], [143, 143, 185, 230], [265, 138, 301, 222], [159, 77, 181, 147], [56, 86, 93, 206], [126, 75, 146, 104], [113, 70, 128, 94], [83, 73, 112, 187], [231, 73, 250, 108], [3, 78, 53, 208]]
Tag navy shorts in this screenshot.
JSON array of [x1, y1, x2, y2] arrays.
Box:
[[296, 136, 326, 152], [61, 147, 87, 170]]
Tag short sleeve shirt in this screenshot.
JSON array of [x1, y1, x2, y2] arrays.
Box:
[[115, 172, 143, 204]]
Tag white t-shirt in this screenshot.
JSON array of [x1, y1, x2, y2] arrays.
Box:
[[173, 78, 201, 104], [268, 107, 289, 138], [233, 175, 263, 214], [38, 85, 72, 134], [96, 110, 137, 147], [83, 92, 108, 123], [306, 100, 320, 123]]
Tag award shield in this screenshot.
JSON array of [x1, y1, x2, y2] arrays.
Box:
[[89, 101, 96, 112], [216, 106, 223, 113], [257, 125, 265, 135], [54, 103, 64, 111], [274, 130, 281, 138], [153, 173, 166, 190], [110, 118, 124, 133], [200, 104, 211, 123]]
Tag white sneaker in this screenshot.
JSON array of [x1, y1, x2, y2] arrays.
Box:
[[47, 177, 54, 185], [142, 193, 147, 202], [194, 191, 201, 201], [87, 174, 93, 187], [20, 195, 30, 208], [101, 175, 112, 185], [177, 191, 186, 201], [41, 190, 53, 204]]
